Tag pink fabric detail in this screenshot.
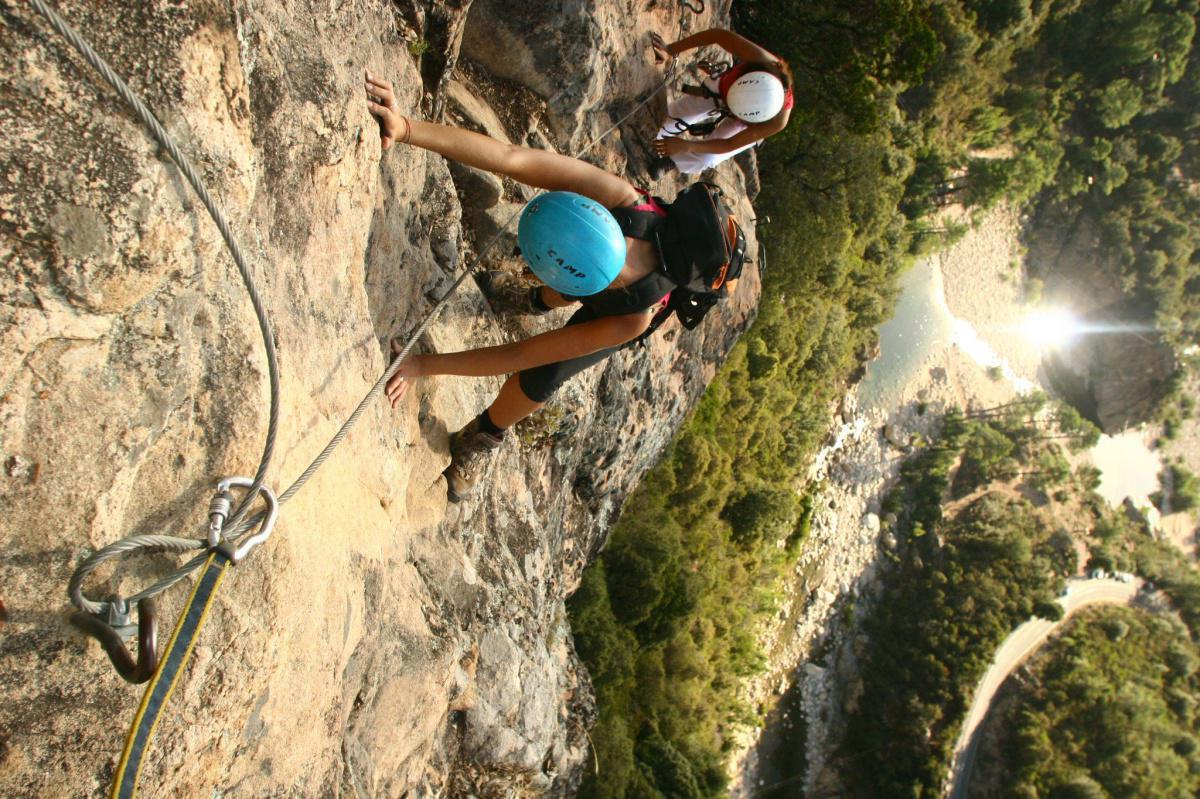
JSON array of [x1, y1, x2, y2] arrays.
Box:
[[623, 190, 671, 309], [630, 189, 668, 217], [649, 291, 672, 323], [717, 63, 750, 97]]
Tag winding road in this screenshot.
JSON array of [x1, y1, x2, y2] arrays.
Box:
[[944, 577, 1141, 799]]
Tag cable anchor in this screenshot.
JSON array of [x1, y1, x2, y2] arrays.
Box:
[[68, 596, 159, 683]]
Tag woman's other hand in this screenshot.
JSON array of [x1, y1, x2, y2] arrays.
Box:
[[653, 137, 690, 157], [385, 341, 427, 408], [650, 32, 675, 64], [364, 70, 409, 151]]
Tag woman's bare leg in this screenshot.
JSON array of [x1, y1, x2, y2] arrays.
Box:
[[539, 287, 575, 309], [487, 374, 543, 428], [366, 72, 639, 209]]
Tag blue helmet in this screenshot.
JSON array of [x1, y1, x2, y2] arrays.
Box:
[[517, 192, 626, 296]]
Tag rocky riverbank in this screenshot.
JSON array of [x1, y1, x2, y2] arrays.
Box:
[[731, 204, 1034, 797]]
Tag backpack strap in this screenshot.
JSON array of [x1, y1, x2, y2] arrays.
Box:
[[609, 190, 668, 244], [608, 206, 662, 242], [580, 270, 675, 317], [572, 192, 674, 316]]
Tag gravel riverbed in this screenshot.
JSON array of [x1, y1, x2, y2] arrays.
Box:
[[731, 204, 1033, 796]]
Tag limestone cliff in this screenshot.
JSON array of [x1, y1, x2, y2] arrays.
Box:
[[1039, 296, 1178, 434], [0, 1, 759, 796], [1026, 216, 1178, 433]]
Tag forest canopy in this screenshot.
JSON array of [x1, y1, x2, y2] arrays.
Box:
[[986, 607, 1200, 799], [567, 1, 1199, 796]]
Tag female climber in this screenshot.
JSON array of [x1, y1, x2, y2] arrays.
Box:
[[364, 71, 741, 503], [647, 27, 793, 178]]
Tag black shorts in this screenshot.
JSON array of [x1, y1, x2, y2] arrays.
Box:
[[517, 304, 627, 403]]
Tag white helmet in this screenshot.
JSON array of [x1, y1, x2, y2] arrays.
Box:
[[726, 72, 786, 122]]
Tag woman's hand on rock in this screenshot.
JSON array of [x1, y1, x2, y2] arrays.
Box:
[[653, 137, 690, 156], [364, 70, 408, 151], [650, 32, 674, 64], [385, 341, 427, 408]]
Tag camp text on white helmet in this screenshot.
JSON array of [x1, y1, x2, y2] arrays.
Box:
[[725, 71, 785, 123]]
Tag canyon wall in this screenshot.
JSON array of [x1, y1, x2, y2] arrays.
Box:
[[0, 1, 758, 795]]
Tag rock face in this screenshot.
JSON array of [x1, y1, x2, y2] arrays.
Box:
[[1043, 298, 1177, 433], [1028, 216, 1179, 433], [0, 1, 756, 797], [462, 0, 662, 156]]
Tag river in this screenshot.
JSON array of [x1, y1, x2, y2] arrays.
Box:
[[858, 259, 1160, 506], [859, 259, 1037, 411], [737, 241, 1164, 796]]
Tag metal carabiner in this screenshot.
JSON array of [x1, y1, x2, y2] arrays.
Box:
[[69, 597, 158, 683], [680, 0, 705, 14], [207, 476, 279, 563]]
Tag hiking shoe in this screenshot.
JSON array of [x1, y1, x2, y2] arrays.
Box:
[[475, 270, 549, 316], [648, 155, 675, 181], [444, 417, 503, 502]]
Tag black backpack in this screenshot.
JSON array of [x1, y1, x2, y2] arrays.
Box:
[[609, 182, 748, 333]]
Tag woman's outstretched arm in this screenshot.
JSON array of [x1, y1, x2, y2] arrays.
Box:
[[365, 71, 639, 210], [654, 108, 790, 157], [653, 28, 780, 65], [384, 311, 652, 406]]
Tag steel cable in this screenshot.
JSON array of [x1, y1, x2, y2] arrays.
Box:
[[68, 536, 205, 616], [28, 0, 281, 539], [39, 0, 677, 617]]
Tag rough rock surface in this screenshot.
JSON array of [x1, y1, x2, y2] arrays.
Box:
[[1026, 214, 1178, 432], [1044, 298, 1178, 433], [0, 1, 756, 796]]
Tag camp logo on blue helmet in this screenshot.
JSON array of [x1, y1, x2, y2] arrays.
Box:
[[517, 191, 626, 296]]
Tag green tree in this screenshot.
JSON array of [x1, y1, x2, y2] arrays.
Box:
[[1095, 78, 1144, 128], [722, 483, 798, 549], [1048, 776, 1107, 799], [964, 157, 1016, 207], [1035, 600, 1065, 621], [968, 0, 1032, 35], [638, 727, 706, 799]]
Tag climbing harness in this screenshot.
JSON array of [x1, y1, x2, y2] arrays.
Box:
[[26, 1, 678, 796], [662, 109, 726, 138], [659, 62, 735, 138], [694, 58, 731, 78]]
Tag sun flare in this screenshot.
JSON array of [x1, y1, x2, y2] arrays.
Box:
[[1021, 309, 1083, 350]]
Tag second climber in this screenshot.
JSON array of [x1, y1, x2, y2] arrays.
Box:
[[648, 27, 793, 178]]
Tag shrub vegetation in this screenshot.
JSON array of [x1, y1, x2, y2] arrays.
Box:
[[991, 607, 1200, 798], [568, 1, 1197, 795]]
